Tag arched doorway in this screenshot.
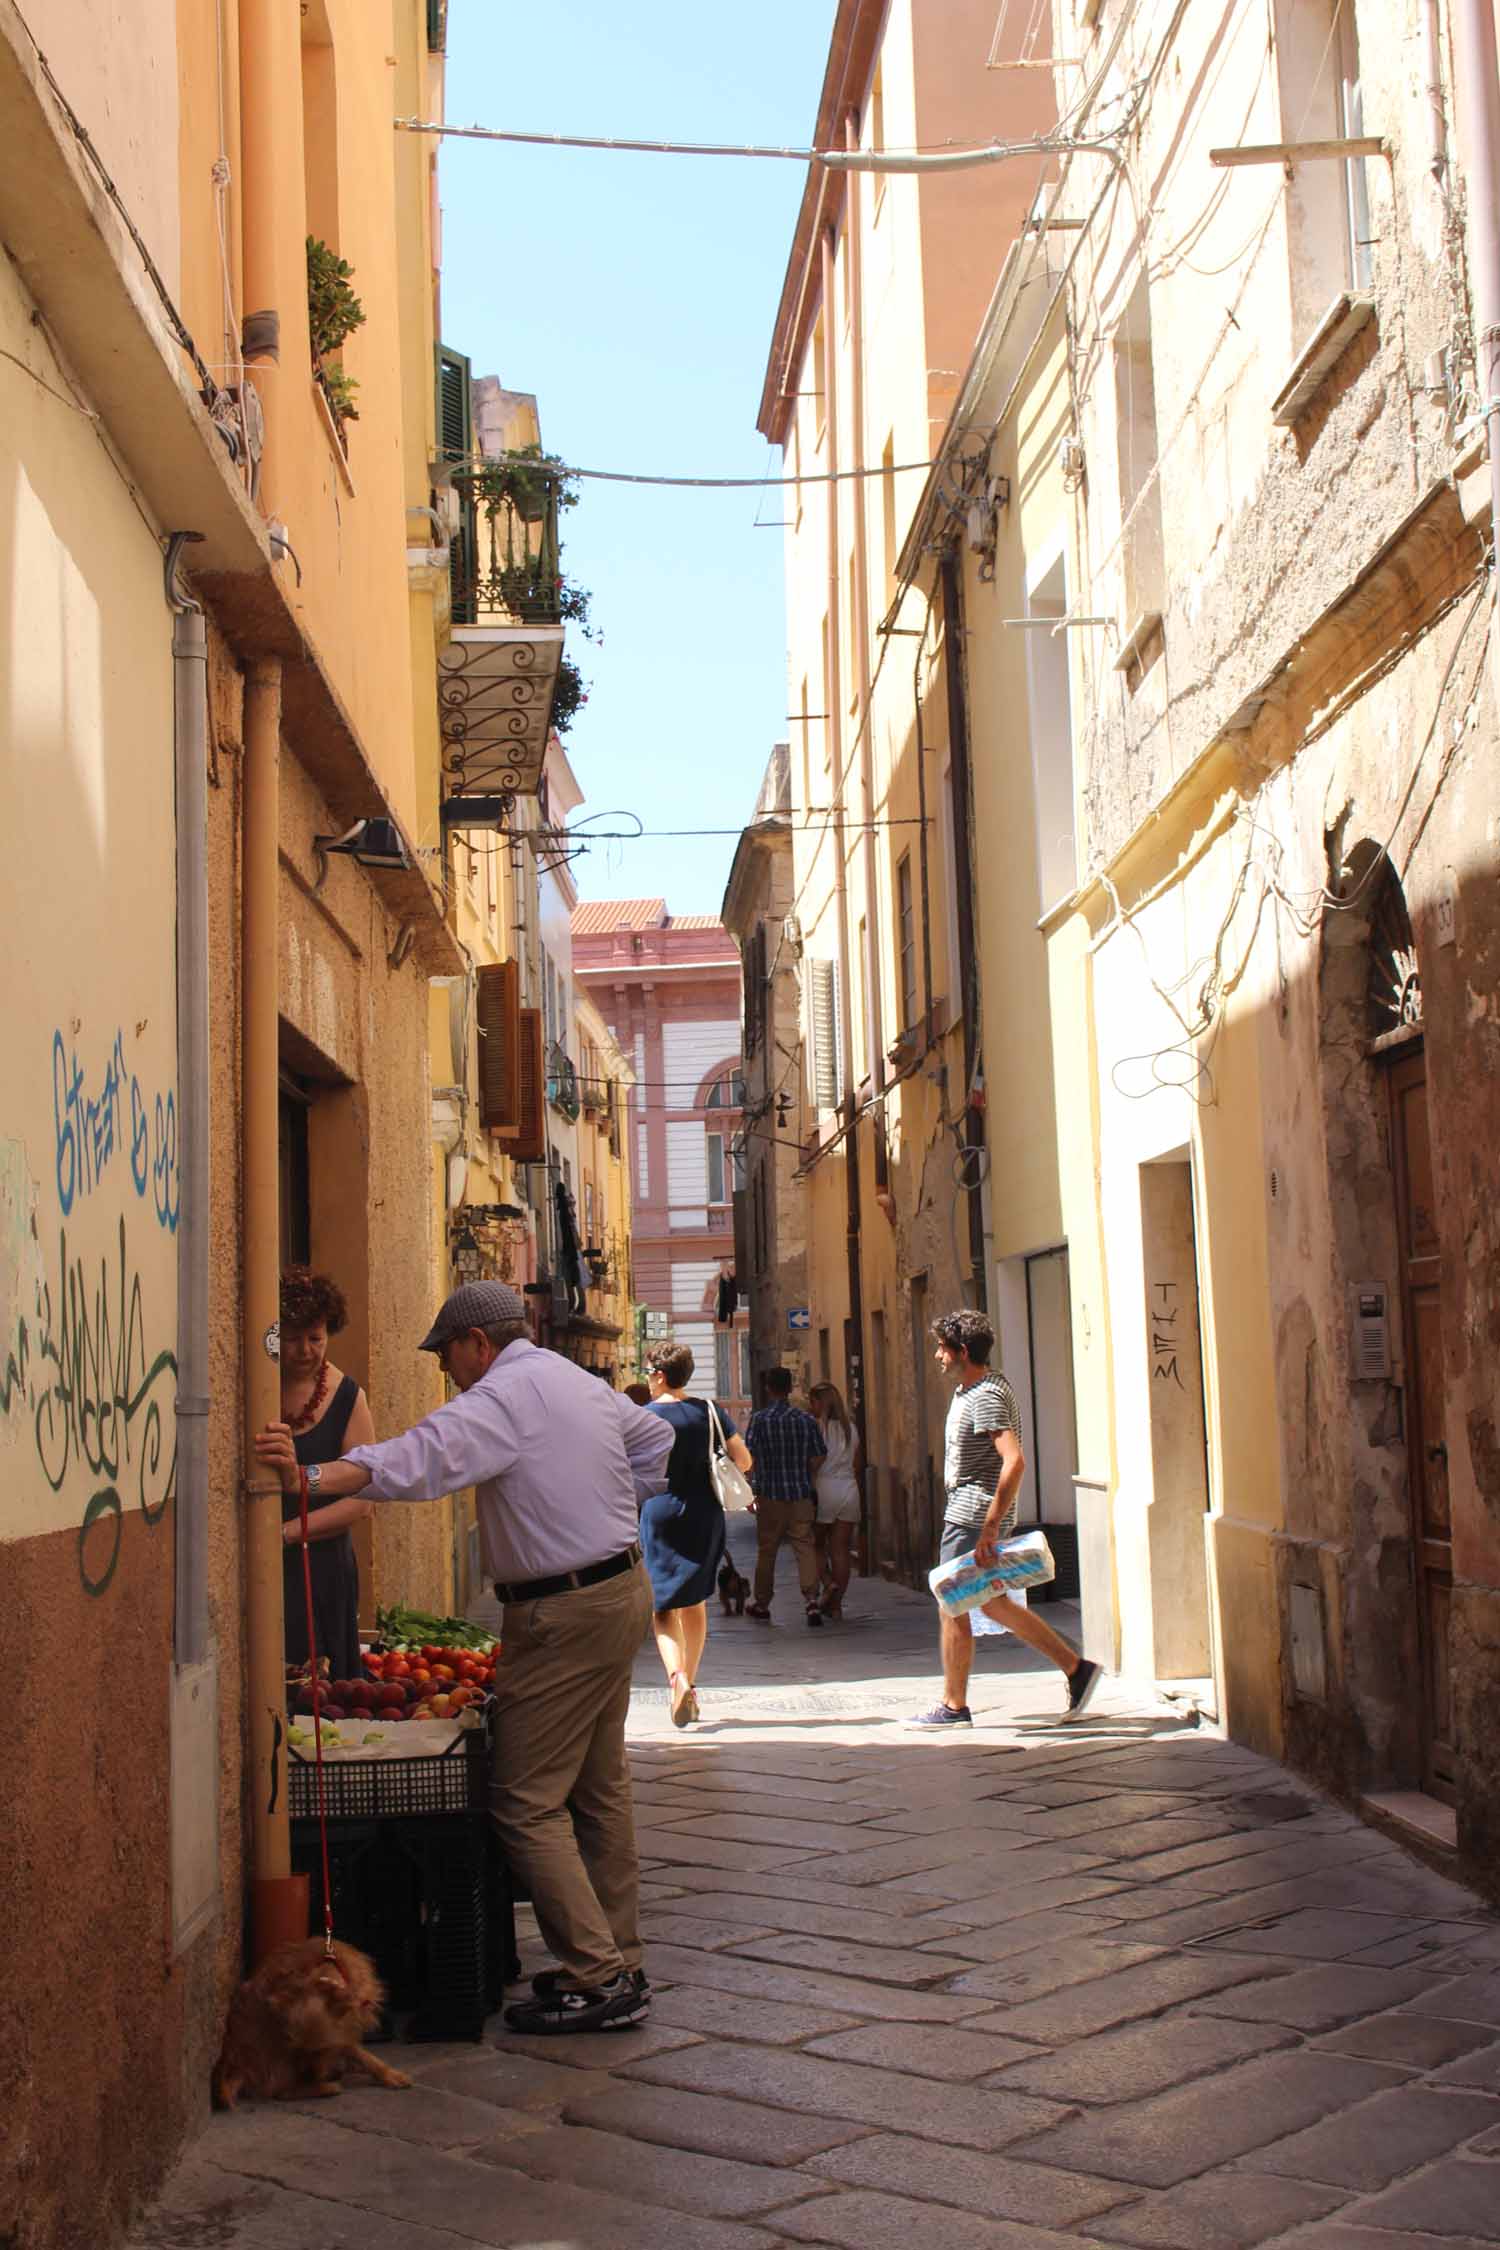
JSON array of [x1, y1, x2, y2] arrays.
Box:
[[1364, 857, 1453, 1798]]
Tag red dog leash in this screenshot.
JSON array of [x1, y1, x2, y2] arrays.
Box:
[[296, 1467, 337, 1959]]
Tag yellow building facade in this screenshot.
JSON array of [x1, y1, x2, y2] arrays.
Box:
[[756, 0, 1054, 1573]]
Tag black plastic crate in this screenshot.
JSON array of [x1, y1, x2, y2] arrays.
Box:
[[291, 1811, 498, 2041], [288, 1724, 488, 1821]]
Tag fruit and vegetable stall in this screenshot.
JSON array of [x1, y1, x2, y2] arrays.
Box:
[[285, 1607, 514, 2039]]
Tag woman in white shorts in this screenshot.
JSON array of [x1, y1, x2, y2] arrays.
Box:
[[810, 1382, 862, 1619]]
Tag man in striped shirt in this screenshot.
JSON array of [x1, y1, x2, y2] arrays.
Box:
[[908, 1308, 1101, 1728]]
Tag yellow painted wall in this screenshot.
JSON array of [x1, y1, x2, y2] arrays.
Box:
[[0, 262, 178, 1563]]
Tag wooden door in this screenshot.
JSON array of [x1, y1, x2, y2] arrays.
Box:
[[1387, 1046, 1454, 1798]]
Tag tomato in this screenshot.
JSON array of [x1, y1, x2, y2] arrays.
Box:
[[387, 1657, 411, 1678], [409, 1666, 432, 1684], [431, 1663, 456, 1682]]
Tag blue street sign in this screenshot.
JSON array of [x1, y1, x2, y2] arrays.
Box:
[[787, 1309, 811, 1330]]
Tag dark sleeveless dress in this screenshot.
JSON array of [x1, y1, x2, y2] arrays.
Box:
[[640, 1397, 732, 1610], [283, 1373, 362, 1682]]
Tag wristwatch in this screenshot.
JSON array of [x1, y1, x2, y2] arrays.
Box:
[[305, 1463, 323, 1492]]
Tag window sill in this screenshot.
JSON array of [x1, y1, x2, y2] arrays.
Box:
[[1272, 294, 1376, 427], [313, 378, 357, 495], [1113, 610, 1163, 686]]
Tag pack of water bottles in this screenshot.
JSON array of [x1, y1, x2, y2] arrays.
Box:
[[928, 1529, 1056, 1619]]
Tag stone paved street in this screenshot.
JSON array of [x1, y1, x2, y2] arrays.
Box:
[[132, 1528, 1500, 2249]]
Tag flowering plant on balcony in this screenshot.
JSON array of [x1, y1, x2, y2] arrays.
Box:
[[471, 446, 578, 522]]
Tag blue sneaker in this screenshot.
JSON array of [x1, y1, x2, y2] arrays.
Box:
[[905, 1702, 972, 1729]]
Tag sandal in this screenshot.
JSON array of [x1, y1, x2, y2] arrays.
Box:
[[669, 1671, 696, 1727]]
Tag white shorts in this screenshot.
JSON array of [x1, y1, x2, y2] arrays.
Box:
[[816, 1480, 861, 1525]]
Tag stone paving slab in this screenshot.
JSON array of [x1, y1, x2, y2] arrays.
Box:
[[1334, 2158, 1500, 2238], [963, 1949, 1276, 2042], [664, 1885, 973, 1948], [621, 2041, 1072, 2149], [1192, 1962, 1434, 2031], [1309, 2013, 1498, 2068], [649, 1982, 866, 2047], [1237, 2083, 1500, 2190], [646, 1938, 992, 2021], [1086, 2171, 1349, 2247], [801, 2020, 1042, 2080], [766, 2184, 1124, 2250], [1008, 2051, 1405, 2186], [802, 2132, 1133, 2227], [1399, 1970, 1500, 2025], [725, 1931, 976, 1986], [127, 2155, 476, 2250], [473, 2118, 836, 2219], [561, 2079, 874, 2165], [992, 2010, 1297, 2103]]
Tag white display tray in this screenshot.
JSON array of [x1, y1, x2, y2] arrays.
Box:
[[286, 1711, 484, 1760]]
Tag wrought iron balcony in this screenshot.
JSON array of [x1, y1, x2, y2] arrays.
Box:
[[438, 463, 565, 819]]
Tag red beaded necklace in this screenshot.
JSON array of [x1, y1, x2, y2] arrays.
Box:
[[285, 1358, 333, 1433]]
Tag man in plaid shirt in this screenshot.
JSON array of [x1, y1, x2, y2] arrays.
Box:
[[744, 1368, 827, 1627]]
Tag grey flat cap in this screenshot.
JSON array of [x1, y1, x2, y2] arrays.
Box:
[[419, 1280, 527, 1353]]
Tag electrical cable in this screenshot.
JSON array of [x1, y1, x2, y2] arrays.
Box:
[[395, 116, 1127, 177], [453, 454, 942, 490]]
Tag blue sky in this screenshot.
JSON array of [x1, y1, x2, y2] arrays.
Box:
[[439, 2, 838, 916]]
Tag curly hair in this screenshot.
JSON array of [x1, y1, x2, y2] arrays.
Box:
[[647, 1342, 695, 1389], [280, 1266, 348, 1335], [930, 1308, 994, 1364]]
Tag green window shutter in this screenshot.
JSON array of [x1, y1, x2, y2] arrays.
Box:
[[436, 343, 472, 462], [426, 0, 447, 52]]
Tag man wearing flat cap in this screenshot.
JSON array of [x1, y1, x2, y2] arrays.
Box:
[[256, 1280, 674, 2036]]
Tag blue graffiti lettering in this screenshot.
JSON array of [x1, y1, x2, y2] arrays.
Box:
[[51, 1028, 178, 1233]]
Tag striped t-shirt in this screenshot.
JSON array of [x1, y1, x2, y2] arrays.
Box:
[[942, 1372, 1022, 1533]]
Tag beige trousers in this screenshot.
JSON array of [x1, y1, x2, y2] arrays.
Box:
[[752, 1496, 820, 1607], [490, 1558, 652, 1991]]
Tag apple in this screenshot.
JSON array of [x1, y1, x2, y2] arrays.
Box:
[[431, 1663, 456, 1682], [320, 1703, 346, 1721]]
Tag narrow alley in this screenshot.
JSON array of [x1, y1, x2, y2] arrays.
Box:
[[132, 1526, 1500, 2250]]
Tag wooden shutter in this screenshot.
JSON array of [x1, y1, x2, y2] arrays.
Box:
[[436, 344, 472, 460], [810, 957, 840, 1111], [475, 960, 521, 1131], [500, 1009, 547, 1162]]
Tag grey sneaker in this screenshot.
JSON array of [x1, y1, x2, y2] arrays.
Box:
[[1066, 1658, 1103, 1717], [509, 1971, 650, 2034], [905, 1702, 972, 1729]]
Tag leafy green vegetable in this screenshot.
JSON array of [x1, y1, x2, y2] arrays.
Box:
[[374, 1603, 497, 1652]]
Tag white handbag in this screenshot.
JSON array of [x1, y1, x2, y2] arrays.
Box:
[[705, 1398, 755, 1514]]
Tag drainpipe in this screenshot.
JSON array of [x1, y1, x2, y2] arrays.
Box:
[[820, 226, 867, 1462], [1454, 0, 1500, 715], [238, 0, 297, 502], [940, 549, 990, 1310], [242, 656, 302, 1958], [166, 535, 211, 1667]]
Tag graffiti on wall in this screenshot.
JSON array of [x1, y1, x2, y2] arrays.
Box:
[[2, 1031, 178, 1593], [1149, 1280, 1186, 1391], [53, 1026, 179, 1233]]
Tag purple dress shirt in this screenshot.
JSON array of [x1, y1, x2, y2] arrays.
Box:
[[345, 1337, 675, 1586]]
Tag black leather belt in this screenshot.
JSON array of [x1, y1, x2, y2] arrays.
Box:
[[494, 1542, 642, 1606]]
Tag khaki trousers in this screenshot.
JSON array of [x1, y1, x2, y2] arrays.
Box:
[[490, 1558, 652, 1991], [752, 1496, 820, 1608]]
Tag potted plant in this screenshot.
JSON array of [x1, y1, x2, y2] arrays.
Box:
[[306, 236, 365, 442]]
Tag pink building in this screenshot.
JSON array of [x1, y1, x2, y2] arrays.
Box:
[[572, 900, 750, 1416]]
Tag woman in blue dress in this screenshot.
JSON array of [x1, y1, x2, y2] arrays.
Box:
[[641, 1343, 753, 1727]]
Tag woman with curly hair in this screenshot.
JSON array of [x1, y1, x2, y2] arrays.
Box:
[[278, 1267, 375, 1680]]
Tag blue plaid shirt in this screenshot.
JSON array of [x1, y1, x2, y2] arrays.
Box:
[[744, 1400, 826, 1504]]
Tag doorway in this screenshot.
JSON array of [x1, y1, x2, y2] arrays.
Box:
[[908, 1271, 934, 1565], [1385, 1044, 1454, 1799]]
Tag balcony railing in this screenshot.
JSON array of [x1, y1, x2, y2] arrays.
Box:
[[449, 469, 562, 629]]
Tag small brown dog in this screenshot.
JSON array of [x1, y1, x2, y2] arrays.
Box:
[[211, 1936, 412, 2108]]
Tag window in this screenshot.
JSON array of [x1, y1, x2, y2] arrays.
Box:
[[703, 1072, 745, 1110], [1112, 273, 1165, 630], [745, 923, 769, 1059], [1025, 551, 1079, 912], [1275, 0, 1374, 351], [739, 1333, 753, 1397], [897, 854, 917, 1031], [584, 1179, 595, 1241], [881, 433, 898, 604], [715, 1330, 734, 1397], [707, 1133, 726, 1204]]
